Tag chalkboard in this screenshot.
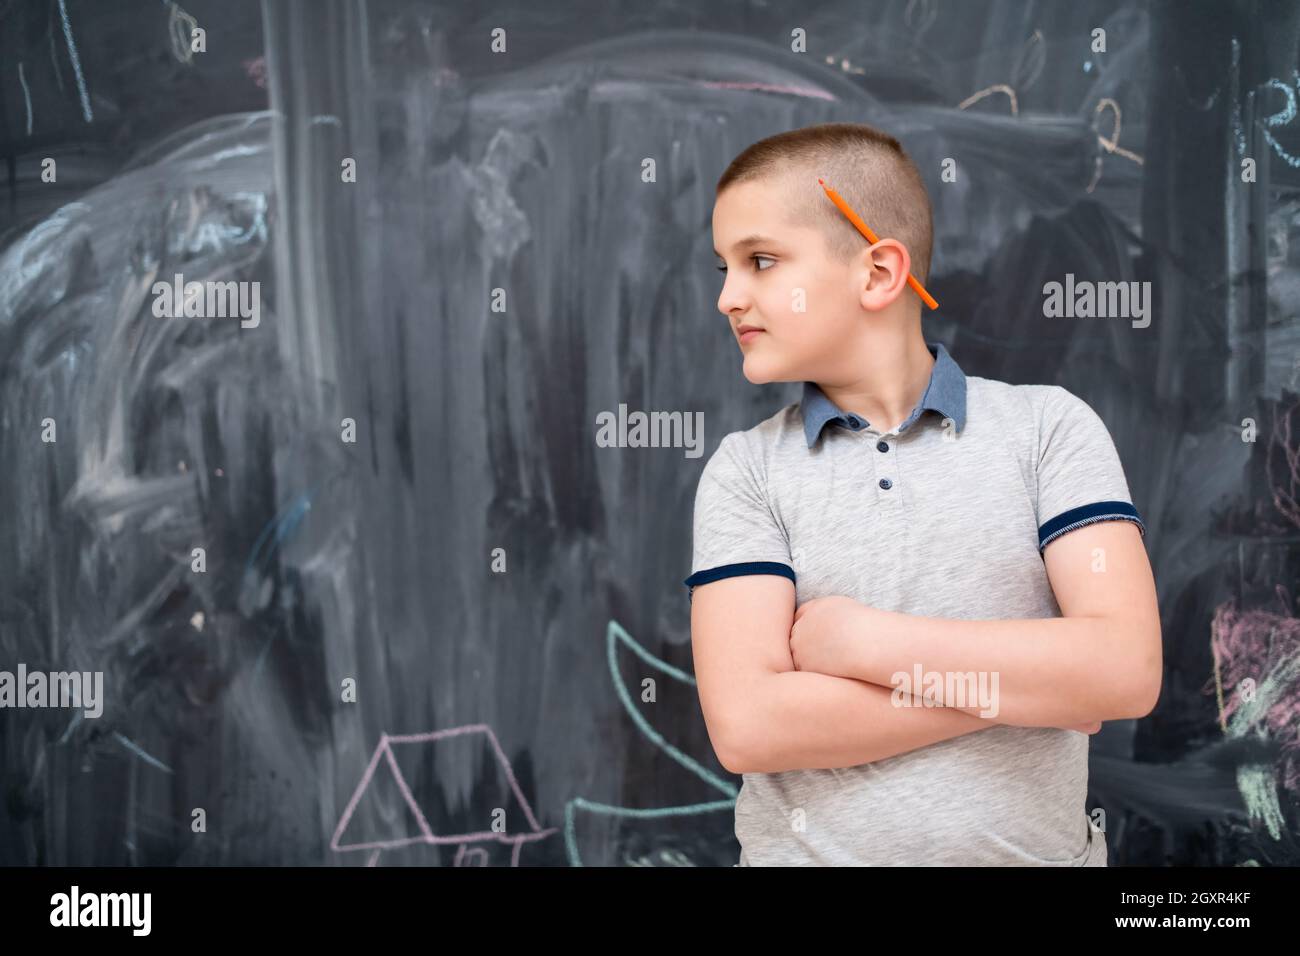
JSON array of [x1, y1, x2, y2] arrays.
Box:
[[2, 0, 1299, 867]]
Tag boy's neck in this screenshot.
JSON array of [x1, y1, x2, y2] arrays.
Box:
[[813, 329, 935, 435]]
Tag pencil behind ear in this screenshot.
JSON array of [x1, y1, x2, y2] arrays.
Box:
[[816, 177, 939, 310]]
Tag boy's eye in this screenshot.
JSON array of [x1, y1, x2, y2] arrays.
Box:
[[716, 255, 776, 273]]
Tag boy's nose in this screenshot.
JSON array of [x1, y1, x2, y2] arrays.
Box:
[[717, 285, 750, 317]]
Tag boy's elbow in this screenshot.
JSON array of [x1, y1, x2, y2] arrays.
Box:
[[715, 719, 763, 774], [1123, 667, 1162, 719], [712, 696, 776, 775], [1110, 629, 1163, 720], [717, 741, 749, 775]]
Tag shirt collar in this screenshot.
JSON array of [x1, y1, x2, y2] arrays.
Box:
[[800, 341, 968, 448]]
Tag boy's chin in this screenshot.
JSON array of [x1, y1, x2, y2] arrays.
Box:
[[741, 357, 795, 385]]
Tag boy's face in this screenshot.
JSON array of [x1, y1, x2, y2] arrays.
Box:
[[712, 176, 866, 385]]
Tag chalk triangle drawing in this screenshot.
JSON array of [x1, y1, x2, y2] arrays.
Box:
[[332, 725, 557, 866]]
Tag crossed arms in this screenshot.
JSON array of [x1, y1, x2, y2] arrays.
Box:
[[690, 520, 1162, 774]]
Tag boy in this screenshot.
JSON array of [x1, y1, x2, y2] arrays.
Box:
[[686, 123, 1161, 866]]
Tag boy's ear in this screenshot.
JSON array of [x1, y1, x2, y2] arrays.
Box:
[[868, 238, 909, 270], [857, 239, 913, 305], [866, 237, 911, 276]]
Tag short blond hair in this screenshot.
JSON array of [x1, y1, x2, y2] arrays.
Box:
[[716, 122, 934, 285]]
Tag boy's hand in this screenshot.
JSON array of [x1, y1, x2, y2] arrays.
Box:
[[790, 596, 878, 679], [1062, 721, 1103, 734]]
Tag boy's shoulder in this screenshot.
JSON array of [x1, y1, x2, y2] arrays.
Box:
[[736, 400, 806, 452], [967, 371, 1071, 405], [965, 374, 1093, 431], [699, 401, 803, 474]]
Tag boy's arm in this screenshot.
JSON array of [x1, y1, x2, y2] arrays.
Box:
[[814, 522, 1162, 727], [744, 670, 996, 774], [691, 573, 1000, 774]]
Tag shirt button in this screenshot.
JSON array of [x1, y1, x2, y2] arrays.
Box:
[[879, 478, 892, 490], [845, 416, 860, 429], [876, 440, 889, 452]]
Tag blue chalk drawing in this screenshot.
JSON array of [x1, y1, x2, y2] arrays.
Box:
[[564, 619, 738, 866]]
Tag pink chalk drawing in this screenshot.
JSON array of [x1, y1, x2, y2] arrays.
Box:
[[1208, 597, 1300, 796], [242, 56, 267, 90], [1268, 396, 1300, 532], [1200, 395, 1300, 834], [331, 724, 557, 866], [693, 80, 836, 101]]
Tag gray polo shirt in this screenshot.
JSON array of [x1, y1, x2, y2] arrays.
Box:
[[684, 341, 1145, 866]]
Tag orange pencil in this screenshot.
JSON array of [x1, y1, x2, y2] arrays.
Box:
[[818, 177, 938, 311]]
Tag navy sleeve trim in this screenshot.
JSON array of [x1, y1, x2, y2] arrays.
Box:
[[683, 561, 796, 601], [1038, 500, 1146, 552]]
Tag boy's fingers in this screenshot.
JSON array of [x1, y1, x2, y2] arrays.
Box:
[[1064, 721, 1102, 734]]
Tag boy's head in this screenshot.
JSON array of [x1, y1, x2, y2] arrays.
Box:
[[711, 122, 934, 385]]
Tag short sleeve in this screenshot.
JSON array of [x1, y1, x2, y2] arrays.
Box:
[[1035, 386, 1146, 553], [683, 432, 794, 601]]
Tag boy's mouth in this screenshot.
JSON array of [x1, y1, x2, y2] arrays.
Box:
[[737, 324, 765, 344]]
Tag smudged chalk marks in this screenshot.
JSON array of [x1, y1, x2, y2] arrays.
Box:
[[56, 0, 92, 123], [18, 62, 33, 136]]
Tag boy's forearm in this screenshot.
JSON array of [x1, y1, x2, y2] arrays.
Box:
[[736, 669, 996, 773], [841, 607, 1141, 726]]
